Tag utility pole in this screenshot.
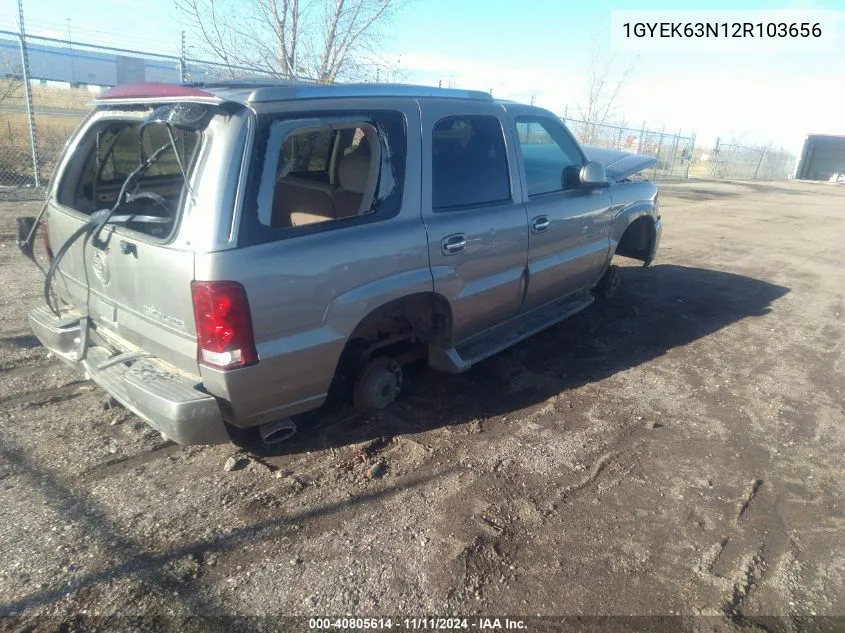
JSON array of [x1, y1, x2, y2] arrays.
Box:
[[179, 30, 187, 82], [66, 18, 77, 87], [18, 0, 40, 188]]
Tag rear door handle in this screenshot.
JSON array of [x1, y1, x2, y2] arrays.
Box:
[[441, 234, 467, 255], [532, 216, 550, 233]]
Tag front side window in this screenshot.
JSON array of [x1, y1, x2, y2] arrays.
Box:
[[516, 117, 584, 196], [431, 115, 511, 211]]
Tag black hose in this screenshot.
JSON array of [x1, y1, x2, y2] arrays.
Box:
[[43, 142, 172, 317]]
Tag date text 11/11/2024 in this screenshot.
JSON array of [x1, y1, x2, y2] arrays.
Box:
[[308, 617, 528, 630]]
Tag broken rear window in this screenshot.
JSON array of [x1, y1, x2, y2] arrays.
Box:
[[56, 118, 201, 239]]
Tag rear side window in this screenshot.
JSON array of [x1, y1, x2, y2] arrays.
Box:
[[515, 117, 584, 196], [264, 122, 381, 229], [432, 115, 511, 211], [240, 110, 407, 245], [57, 118, 201, 238], [281, 128, 333, 176]]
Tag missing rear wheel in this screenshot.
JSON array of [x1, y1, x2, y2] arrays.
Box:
[[353, 357, 403, 412]]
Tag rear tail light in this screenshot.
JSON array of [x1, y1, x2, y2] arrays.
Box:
[[191, 281, 258, 370], [41, 217, 53, 264]]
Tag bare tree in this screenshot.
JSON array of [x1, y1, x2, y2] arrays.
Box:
[[0, 51, 22, 105], [576, 49, 635, 145], [175, 0, 403, 83], [0, 78, 21, 106]]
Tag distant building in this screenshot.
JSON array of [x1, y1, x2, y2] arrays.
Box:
[[795, 134, 845, 181], [0, 36, 179, 86], [0, 35, 274, 88]]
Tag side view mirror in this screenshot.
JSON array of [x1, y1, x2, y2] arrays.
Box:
[[16, 216, 37, 261], [580, 161, 609, 189]]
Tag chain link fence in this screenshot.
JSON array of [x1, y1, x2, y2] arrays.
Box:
[[0, 79, 88, 189], [562, 116, 695, 180], [705, 140, 796, 181], [0, 30, 289, 194], [2, 31, 799, 194]]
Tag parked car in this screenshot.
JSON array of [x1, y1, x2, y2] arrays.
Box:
[[16, 81, 661, 445]]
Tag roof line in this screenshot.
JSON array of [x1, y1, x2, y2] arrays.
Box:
[[84, 80, 499, 107], [243, 82, 494, 103]]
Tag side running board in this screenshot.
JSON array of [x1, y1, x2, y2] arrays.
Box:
[[428, 292, 595, 374]]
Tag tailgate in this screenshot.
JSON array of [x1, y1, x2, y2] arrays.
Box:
[[40, 103, 221, 375], [48, 204, 198, 374]]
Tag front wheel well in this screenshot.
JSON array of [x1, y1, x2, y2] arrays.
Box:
[[615, 216, 655, 263]]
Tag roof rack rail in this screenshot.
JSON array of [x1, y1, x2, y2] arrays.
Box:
[[243, 82, 494, 103]]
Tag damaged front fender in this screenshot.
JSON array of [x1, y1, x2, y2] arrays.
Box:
[[608, 182, 661, 266]]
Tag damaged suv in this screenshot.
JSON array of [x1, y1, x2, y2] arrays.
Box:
[[17, 81, 661, 445]]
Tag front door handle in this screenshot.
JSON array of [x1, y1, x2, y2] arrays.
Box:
[[532, 216, 550, 233], [441, 234, 467, 255]]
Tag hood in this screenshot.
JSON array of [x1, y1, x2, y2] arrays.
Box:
[[582, 146, 657, 182]]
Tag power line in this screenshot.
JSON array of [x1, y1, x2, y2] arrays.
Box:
[[0, 29, 183, 61], [1, 18, 181, 52], [0, 28, 173, 54]]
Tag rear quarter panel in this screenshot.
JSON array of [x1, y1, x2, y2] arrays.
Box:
[[196, 98, 428, 426]]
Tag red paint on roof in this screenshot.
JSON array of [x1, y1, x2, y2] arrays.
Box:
[[99, 83, 215, 100]]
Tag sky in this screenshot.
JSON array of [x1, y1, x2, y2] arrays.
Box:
[[1, 0, 844, 155]]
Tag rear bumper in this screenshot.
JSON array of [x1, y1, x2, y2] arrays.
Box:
[[28, 305, 230, 445]]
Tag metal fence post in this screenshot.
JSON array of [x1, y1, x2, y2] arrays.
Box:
[[685, 133, 695, 180], [654, 126, 665, 178], [17, 0, 40, 188], [711, 138, 720, 179], [753, 148, 766, 180], [637, 121, 646, 154], [668, 130, 680, 178], [179, 30, 187, 82]]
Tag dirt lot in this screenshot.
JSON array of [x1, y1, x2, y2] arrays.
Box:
[[0, 180, 843, 632]]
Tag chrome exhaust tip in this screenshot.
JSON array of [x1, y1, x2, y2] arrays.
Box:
[[259, 417, 297, 445]]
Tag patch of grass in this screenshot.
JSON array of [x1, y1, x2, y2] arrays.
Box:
[[0, 81, 90, 185], [1, 79, 95, 112]]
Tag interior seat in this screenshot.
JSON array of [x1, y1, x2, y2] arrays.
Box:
[[272, 176, 336, 227], [333, 150, 371, 217], [334, 134, 381, 218], [270, 128, 379, 228]]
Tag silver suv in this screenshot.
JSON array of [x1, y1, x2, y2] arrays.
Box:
[[17, 81, 661, 445]]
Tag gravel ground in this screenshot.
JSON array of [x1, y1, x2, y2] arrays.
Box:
[[0, 180, 843, 632]]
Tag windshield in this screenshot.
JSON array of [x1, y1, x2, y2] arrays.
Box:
[[56, 117, 202, 239]]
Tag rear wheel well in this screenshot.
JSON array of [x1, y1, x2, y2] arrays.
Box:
[[616, 216, 655, 262], [332, 293, 452, 389]]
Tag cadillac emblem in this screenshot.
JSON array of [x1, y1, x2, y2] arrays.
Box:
[[91, 249, 110, 285]]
